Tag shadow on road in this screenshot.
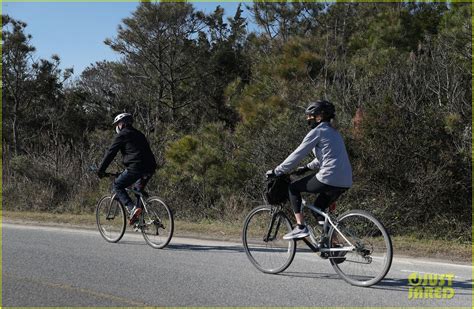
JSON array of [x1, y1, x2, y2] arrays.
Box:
[[115, 240, 149, 246], [168, 243, 245, 252], [278, 271, 341, 280], [115, 240, 244, 252], [167, 243, 318, 254]]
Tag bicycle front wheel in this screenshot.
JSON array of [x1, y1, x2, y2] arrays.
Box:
[[140, 197, 174, 249], [96, 195, 126, 243], [328, 209, 393, 287], [242, 205, 296, 274]]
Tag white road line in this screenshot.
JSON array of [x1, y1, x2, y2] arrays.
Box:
[[393, 257, 472, 269]]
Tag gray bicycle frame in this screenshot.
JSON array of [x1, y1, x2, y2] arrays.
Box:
[[109, 188, 150, 219], [301, 198, 355, 253]]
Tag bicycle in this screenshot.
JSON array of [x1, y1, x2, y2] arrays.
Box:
[[242, 173, 393, 287], [95, 171, 174, 249]]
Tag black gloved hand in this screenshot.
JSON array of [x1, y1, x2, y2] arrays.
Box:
[[294, 166, 310, 175], [265, 169, 277, 179], [97, 170, 106, 179]]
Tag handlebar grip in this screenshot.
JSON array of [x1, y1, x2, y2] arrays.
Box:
[[88, 166, 120, 178]]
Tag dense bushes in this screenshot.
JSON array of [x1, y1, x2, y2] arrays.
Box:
[[157, 123, 252, 218]]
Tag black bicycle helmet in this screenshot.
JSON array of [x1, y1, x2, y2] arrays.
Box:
[[305, 100, 336, 119]]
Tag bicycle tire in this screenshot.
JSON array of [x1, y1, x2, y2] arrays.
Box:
[[140, 197, 174, 249], [242, 205, 296, 274], [328, 209, 393, 287], [96, 195, 126, 243]]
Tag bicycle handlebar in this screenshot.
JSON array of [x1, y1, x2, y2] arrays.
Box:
[[88, 166, 121, 178], [266, 169, 313, 180]]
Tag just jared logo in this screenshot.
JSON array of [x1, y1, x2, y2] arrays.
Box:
[[408, 272, 455, 300]]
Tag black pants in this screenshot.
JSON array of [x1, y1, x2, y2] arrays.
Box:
[[113, 169, 153, 208], [288, 173, 347, 214]]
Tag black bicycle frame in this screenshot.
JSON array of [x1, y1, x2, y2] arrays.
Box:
[[264, 208, 282, 242]]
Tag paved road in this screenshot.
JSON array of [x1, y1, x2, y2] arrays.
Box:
[[2, 224, 472, 307]]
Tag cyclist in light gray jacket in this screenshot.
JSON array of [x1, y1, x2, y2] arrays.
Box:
[[266, 100, 352, 239]]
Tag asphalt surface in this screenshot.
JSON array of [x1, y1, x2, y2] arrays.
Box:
[[2, 223, 472, 307]]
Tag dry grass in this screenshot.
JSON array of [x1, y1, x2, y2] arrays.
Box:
[[1, 210, 243, 240], [390, 235, 471, 263], [2, 210, 471, 263]]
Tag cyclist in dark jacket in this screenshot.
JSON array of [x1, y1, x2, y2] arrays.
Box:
[[98, 113, 157, 225]]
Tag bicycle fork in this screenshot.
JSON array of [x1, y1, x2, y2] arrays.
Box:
[[106, 197, 120, 220], [263, 210, 283, 242]]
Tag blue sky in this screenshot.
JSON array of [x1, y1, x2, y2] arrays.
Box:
[[2, 1, 249, 76]]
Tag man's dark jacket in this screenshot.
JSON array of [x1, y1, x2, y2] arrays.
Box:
[[99, 126, 157, 173]]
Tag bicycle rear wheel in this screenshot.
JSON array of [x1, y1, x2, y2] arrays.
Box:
[[242, 205, 296, 274], [328, 209, 393, 287], [140, 197, 174, 249], [96, 195, 126, 243]]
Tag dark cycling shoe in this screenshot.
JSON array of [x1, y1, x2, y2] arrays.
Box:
[[129, 207, 142, 225]]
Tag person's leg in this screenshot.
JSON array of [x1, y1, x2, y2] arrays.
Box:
[[133, 172, 153, 194], [128, 171, 155, 225], [313, 189, 347, 211], [113, 170, 142, 212], [132, 172, 154, 206], [288, 174, 330, 222], [284, 174, 324, 239], [285, 176, 346, 239]]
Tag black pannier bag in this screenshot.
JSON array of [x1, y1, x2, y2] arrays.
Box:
[[265, 175, 290, 205]]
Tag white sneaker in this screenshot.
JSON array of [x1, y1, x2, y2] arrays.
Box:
[[283, 226, 309, 240]]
